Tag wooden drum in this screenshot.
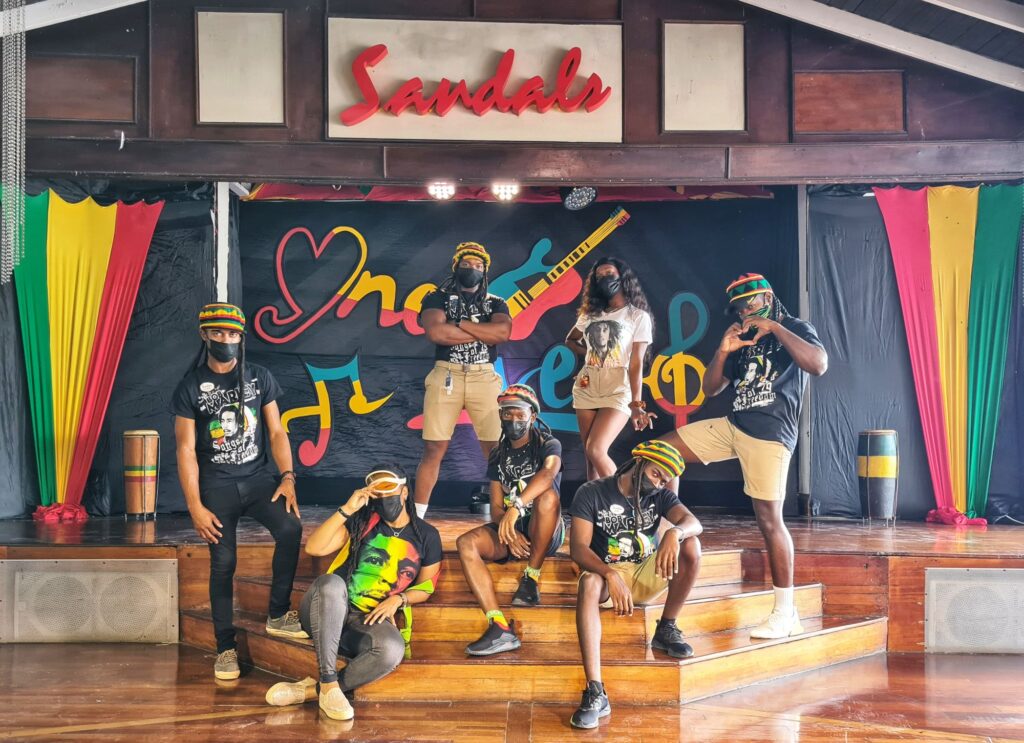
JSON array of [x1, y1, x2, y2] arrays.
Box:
[[123, 430, 160, 520], [857, 430, 899, 521]]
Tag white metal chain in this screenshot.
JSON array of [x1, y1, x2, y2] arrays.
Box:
[[1, 0, 26, 286]]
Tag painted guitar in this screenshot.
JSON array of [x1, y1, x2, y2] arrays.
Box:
[[489, 207, 631, 341]]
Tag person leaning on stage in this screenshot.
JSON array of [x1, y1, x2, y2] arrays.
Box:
[[266, 464, 441, 721], [568, 441, 702, 730], [414, 242, 512, 518], [456, 384, 564, 656], [172, 303, 306, 682], [655, 273, 827, 640]]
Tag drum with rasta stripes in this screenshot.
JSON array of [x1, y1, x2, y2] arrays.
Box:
[[857, 429, 898, 521], [123, 430, 160, 520]]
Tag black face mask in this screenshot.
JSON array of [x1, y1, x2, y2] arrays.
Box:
[[370, 494, 405, 523], [596, 276, 621, 299], [638, 470, 660, 497], [501, 418, 531, 441], [208, 340, 240, 363], [456, 267, 484, 289]]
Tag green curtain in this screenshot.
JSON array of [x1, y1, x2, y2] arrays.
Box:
[[966, 184, 1024, 518], [11, 191, 56, 506]]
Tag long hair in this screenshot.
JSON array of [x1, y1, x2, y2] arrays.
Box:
[[189, 334, 249, 431], [495, 414, 554, 479], [734, 291, 791, 373], [578, 257, 654, 363], [437, 266, 491, 306], [612, 458, 647, 536], [336, 465, 426, 585]]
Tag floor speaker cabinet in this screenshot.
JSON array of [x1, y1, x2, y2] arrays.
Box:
[[925, 568, 1024, 654], [0, 559, 178, 643]]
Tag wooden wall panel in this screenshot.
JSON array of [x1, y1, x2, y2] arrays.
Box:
[[474, 0, 620, 19], [793, 71, 905, 134], [27, 55, 136, 123], [327, 0, 472, 16]]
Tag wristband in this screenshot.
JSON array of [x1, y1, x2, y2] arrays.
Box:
[[664, 525, 685, 539], [509, 495, 526, 513], [337, 506, 352, 519], [280, 470, 296, 481], [400, 592, 409, 609], [628, 400, 646, 410]]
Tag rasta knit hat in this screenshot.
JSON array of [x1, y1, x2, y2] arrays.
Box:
[[497, 384, 540, 415], [199, 303, 246, 333], [452, 242, 491, 272], [631, 440, 686, 478], [725, 273, 772, 304]]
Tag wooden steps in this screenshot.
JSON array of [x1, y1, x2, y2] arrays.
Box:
[[236, 575, 824, 645], [180, 609, 887, 705]]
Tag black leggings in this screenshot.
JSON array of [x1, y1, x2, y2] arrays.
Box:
[[203, 477, 302, 652]]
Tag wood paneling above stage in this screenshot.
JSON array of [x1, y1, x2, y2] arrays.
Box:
[[20, 0, 1024, 182]]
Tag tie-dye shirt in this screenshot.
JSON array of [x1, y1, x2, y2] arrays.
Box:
[[335, 518, 443, 613]]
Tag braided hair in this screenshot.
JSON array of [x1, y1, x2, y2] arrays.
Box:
[[437, 265, 491, 307], [495, 414, 555, 480], [734, 292, 791, 375], [612, 457, 648, 538], [335, 464, 426, 584]]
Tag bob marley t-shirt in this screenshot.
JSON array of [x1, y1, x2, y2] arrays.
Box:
[[171, 362, 282, 488], [330, 517, 442, 613], [573, 305, 653, 369], [486, 432, 563, 515], [569, 476, 681, 564]]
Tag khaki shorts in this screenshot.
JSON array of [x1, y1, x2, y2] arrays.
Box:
[[677, 417, 792, 501], [581, 553, 668, 607], [422, 361, 502, 442], [572, 365, 631, 416]]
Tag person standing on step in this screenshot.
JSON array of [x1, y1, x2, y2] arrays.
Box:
[[568, 441, 702, 730], [172, 303, 305, 682], [266, 464, 441, 721], [456, 384, 564, 656], [653, 273, 827, 640], [415, 242, 512, 518], [566, 258, 657, 482]]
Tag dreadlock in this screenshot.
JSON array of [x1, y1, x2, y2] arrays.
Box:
[[437, 267, 491, 309], [734, 292, 791, 374], [495, 414, 554, 475], [189, 335, 250, 431], [612, 457, 648, 539]]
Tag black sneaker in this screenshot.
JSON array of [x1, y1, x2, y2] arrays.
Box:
[[651, 619, 694, 659], [569, 681, 610, 729], [466, 619, 521, 656], [511, 574, 540, 606]]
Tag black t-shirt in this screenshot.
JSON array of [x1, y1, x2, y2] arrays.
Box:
[[420, 289, 510, 364], [726, 316, 823, 451], [486, 432, 563, 514], [171, 362, 282, 488], [569, 476, 682, 564], [330, 516, 443, 614]]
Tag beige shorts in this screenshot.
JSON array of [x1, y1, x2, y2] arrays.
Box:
[[422, 361, 502, 442], [581, 553, 668, 607], [677, 417, 792, 501], [572, 365, 631, 416]]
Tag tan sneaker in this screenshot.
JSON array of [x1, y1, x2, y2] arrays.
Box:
[[214, 649, 240, 680], [266, 610, 309, 639], [265, 676, 317, 707], [319, 686, 354, 721], [750, 608, 803, 640]]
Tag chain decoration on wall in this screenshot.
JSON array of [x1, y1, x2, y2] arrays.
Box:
[[1, 0, 26, 285]]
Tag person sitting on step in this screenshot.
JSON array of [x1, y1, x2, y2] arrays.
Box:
[[568, 440, 702, 730], [265, 464, 442, 721], [456, 384, 564, 656]]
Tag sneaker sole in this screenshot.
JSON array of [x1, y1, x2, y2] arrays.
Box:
[[465, 638, 522, 656], [511, 597, 539, 607], [266, 627, 311, 639], [750, 621, 804, 640], [214, 669, 240, 680], [650, 639, 694, 659], [266, 679, 316, 706], [569, 706, 611, 729], [320, 704, 355, 721]]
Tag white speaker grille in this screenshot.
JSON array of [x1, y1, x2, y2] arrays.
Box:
[[0, 559, 178, 643], [925, 568, 1024, 654]]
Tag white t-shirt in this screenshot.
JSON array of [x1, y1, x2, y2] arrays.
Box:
[[573, 305, 653, 369]]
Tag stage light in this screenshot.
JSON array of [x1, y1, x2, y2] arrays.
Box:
[[560, 186, 598, 211], [491, 181, 520, 202], [427, 181, 456, 200]]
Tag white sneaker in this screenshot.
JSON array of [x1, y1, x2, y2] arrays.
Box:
[[319, 686, 355, 721], [265, 676, 316, 707], [750, 609, 803, 639]]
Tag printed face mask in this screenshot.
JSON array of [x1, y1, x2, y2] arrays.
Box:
[[501, 418, 530, 441], [370, 494, 405, 522], [207, 340, 240, 363], [596, 275, 621, 299], [750, 302, 771, 319], [456, 267, 484, 289]]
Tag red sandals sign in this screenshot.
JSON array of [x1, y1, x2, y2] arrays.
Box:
[[327, 19, 623, 142]]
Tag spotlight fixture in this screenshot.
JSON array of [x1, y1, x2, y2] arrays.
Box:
[[560, 186, 598, 211], [491, 181, 520, 202], [427, 181, 456, 200]]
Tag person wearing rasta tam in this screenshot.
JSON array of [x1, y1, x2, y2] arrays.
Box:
[[266, 464, 442, 721], [653, 273, 828, 641], [566, 257, 657, 482], [455, 384, 564, 656], [415, 242, 512, 518], [171, 303, 305, 682], [568, 440, 702, 729]]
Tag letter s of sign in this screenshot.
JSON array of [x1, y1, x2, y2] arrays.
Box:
[[340, 44, 389, 126]]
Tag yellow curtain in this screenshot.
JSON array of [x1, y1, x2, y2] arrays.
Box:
[[46, 194, 117, 502], [927, 185, 978, 514]]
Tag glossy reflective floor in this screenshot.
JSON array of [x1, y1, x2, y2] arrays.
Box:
[[1, 644, 1022, 742]]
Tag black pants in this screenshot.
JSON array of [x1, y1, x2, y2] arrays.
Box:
[[202, 477, 302, 652]]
